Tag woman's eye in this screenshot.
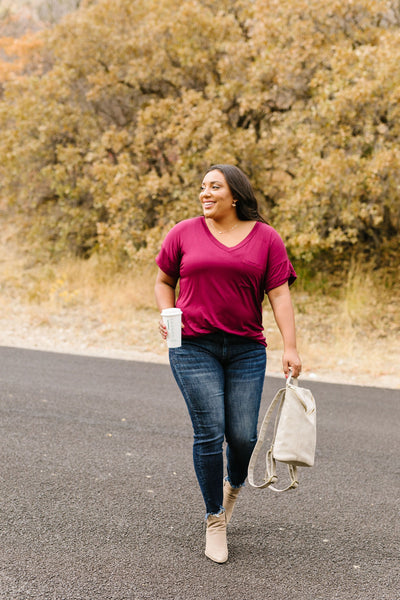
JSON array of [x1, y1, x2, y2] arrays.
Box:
[[200, 184, 220, 191]]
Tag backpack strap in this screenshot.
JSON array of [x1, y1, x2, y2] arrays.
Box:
[[267, 451, 299, 493], [248, 385, 299, 492]]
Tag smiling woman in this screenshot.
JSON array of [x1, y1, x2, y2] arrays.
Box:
[[201, 169, 247, 243], [201, 170, 236, 221], [154, 164, 301, 564], [200, 164, 269, 246], [202, 164, 268, 223]]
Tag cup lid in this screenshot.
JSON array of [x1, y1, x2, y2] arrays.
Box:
[[161, 308, 182, 316]]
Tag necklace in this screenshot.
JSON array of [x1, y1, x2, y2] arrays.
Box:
[[208, 220, 240, 235]]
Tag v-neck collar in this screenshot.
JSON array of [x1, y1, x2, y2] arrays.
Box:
[[201, 217, 260, 251]]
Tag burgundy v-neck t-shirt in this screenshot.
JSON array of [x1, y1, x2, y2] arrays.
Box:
[[156, 216, 296, 346]]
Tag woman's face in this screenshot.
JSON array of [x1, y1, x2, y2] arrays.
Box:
[[199, 170, 236, 221]]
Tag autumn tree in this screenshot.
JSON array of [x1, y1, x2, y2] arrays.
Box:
[[0, 0, 399, 270]]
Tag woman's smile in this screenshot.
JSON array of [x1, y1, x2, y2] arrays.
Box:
[[203, 200, 215, 209]]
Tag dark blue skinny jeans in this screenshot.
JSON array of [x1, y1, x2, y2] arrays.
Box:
[[169, 332, 266, 517]]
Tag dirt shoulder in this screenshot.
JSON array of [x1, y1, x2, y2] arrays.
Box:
[[1, 297, 399, 390]]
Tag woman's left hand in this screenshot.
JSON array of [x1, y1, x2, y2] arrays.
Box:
[[282, 348, 302, 379]]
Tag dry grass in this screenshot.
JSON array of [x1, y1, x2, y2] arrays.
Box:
[[1, 220, 399, 387], [291, 263, 400, 386]]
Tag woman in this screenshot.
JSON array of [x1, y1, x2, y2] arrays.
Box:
[[154, 164, 301, 564]]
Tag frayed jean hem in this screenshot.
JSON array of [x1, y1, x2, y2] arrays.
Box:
[[205, 507, 225, 521], [224, 476, 245, 490]]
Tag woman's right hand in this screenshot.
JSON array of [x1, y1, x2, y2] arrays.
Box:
[[159, 318, 168, 340]]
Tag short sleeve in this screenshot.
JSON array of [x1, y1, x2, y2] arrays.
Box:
[[264, 232, 297, 292], [155, 225, 182, 279]]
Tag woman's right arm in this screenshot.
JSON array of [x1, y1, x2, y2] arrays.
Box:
[[155, 269, 179, 340], [154, 268, 178, 311]]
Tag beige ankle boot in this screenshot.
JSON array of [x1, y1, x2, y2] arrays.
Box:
[[223, 480, 241, 524], [205, 512, 228, 563]]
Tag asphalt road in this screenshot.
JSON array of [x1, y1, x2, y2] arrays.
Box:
[[0, 346, 398, 600]]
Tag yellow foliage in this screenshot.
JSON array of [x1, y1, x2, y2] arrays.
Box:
[[0, 31, 43, 81], [0, 0, 399, 270]]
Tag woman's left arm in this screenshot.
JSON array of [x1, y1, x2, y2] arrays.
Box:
[[267, 282, 302, 378]]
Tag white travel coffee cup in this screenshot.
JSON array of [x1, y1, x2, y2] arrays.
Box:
[[161, 308, 183, 348]]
